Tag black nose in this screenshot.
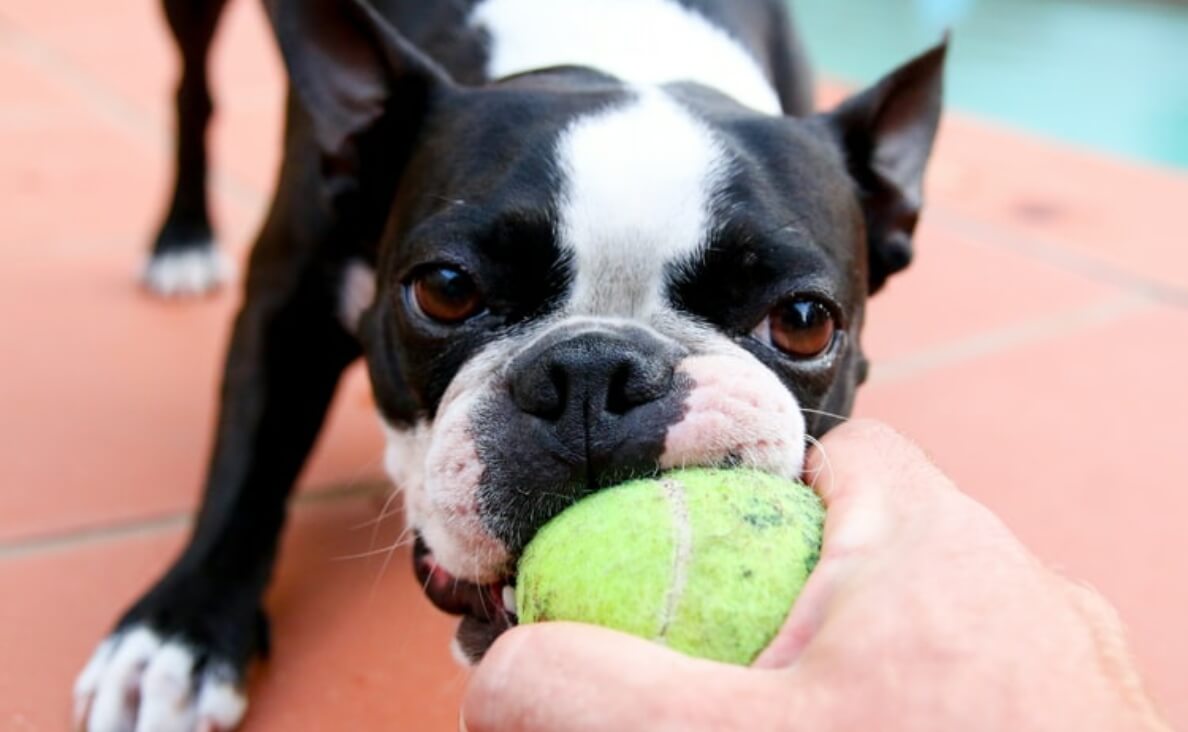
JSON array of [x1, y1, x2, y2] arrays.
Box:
[[511, 332, 674, 420], [480, 328, 688, 555]]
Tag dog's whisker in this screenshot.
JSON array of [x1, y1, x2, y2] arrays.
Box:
[[803, 434, 836, 493], [351, 486, 403, 532], [800, 407, 851, 423], [431, 194, 471, 209], [365, 486, 404, 538], [350, 504, 402, 532], [331, 454, 387, 495], [396, 547, 440, 610], [332, 545, 404, 562], [454, 555, 491, 620], [366, 524, 420, 603], [361, 485, 408, 601], [333, 531, 417, 562]]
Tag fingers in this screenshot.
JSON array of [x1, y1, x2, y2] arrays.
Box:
[[802, 419, 940, 559], [804, 419, 945, 508], [463, 623, 790, 732], [464, 423, 968, 728], [756, 421, 952, 668]]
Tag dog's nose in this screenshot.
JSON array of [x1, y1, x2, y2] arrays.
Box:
[[510, 332, 675, 424], [489, 327, 688, 554]]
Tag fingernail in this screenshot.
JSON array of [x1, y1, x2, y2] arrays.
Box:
[[459, 710, 469, 732]]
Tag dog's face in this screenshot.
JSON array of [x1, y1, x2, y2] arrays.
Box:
[[281, 0, 944, 660]]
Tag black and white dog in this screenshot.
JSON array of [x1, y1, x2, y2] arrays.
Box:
[[77, 0, 945, 728]]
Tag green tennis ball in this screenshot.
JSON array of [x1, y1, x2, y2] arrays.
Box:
[[515, 468, 824, 665]]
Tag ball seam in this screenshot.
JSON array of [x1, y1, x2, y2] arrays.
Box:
[[657, 477, 693, 642]]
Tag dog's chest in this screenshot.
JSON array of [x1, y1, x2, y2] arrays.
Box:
[[469, 0, 782, 114]]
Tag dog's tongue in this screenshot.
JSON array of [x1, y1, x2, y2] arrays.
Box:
[[412, 537, 506, 621]]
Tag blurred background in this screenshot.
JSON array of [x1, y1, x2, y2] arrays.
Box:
[[1, 0, 1185, 729], [799, 0, 1188, 167]]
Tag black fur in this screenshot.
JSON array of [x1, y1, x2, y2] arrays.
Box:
[[150, 0, 232, 260], [479, 326, 694, 555], [107, 0, 945, 714]]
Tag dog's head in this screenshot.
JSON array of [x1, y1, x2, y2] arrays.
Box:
[[279, 0, 944, 660]]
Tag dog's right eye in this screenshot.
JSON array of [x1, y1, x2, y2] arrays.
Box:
[[752, 296, 837, 360], [408, 265, 484, 324]]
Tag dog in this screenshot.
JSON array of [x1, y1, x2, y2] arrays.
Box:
[[75, 0, 946, 728]]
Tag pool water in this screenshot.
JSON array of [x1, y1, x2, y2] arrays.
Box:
[[791, 0, 1188, 169]]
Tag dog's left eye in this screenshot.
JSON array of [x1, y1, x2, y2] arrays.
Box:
[[408, 265, 484, 324], [753, 297, 837, 359]]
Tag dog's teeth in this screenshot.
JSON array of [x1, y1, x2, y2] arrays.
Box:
[[502, 585, 517, 615]]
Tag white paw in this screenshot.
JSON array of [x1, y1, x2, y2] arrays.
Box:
[[74, 626, 247, 732], [141, 246, 233, 297]]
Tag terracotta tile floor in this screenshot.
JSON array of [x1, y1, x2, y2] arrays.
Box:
[[2, 1, 1186, 729]]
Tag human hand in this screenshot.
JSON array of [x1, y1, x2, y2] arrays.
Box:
[[462, 420, 1169, 732]]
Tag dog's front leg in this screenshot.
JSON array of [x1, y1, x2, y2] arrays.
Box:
[[76, 190, 363, 731]]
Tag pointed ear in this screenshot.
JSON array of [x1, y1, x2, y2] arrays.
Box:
[[824, 39, 947, 293], [274, 0, 456, 207]]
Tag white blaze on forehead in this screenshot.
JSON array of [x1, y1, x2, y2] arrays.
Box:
[[556, 88, 729, 316], [471, 0, 782, 114]]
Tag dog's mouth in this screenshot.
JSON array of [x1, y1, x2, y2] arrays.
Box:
[[412, 536, 518, 661]]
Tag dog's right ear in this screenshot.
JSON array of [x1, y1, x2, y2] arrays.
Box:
[[275, 0, 456, 210], [820, 40, 946, 294]]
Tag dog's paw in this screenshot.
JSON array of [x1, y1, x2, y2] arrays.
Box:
[[74, 625, 247, 732], [141, 245, 233, 298]]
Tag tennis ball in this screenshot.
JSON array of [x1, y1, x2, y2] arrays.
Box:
[[515, 468, 824, 665]]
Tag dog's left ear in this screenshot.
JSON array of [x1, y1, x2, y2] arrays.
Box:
[[274, 0, 457, 218], [822, 39, 947, 293]]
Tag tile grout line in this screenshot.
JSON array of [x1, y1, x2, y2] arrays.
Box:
[[0, 482, 390, 563], [931, 206, 1188, 310], [0, 11, 267, 213], [870, 292, 1151, 384], [0, 512, 195, 563], [2, 10, 1181, 567]]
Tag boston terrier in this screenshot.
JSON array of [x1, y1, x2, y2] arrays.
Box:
[[76, 0, 946, 729]]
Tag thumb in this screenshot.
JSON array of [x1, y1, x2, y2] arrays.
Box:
[[756, 419, 947, 668], [463, 622, 790, 732]]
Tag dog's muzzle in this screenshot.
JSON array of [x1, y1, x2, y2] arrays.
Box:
[[413, 535, 519, 661], [475, 327, 691, 556], [405, 322, 809, 663]]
